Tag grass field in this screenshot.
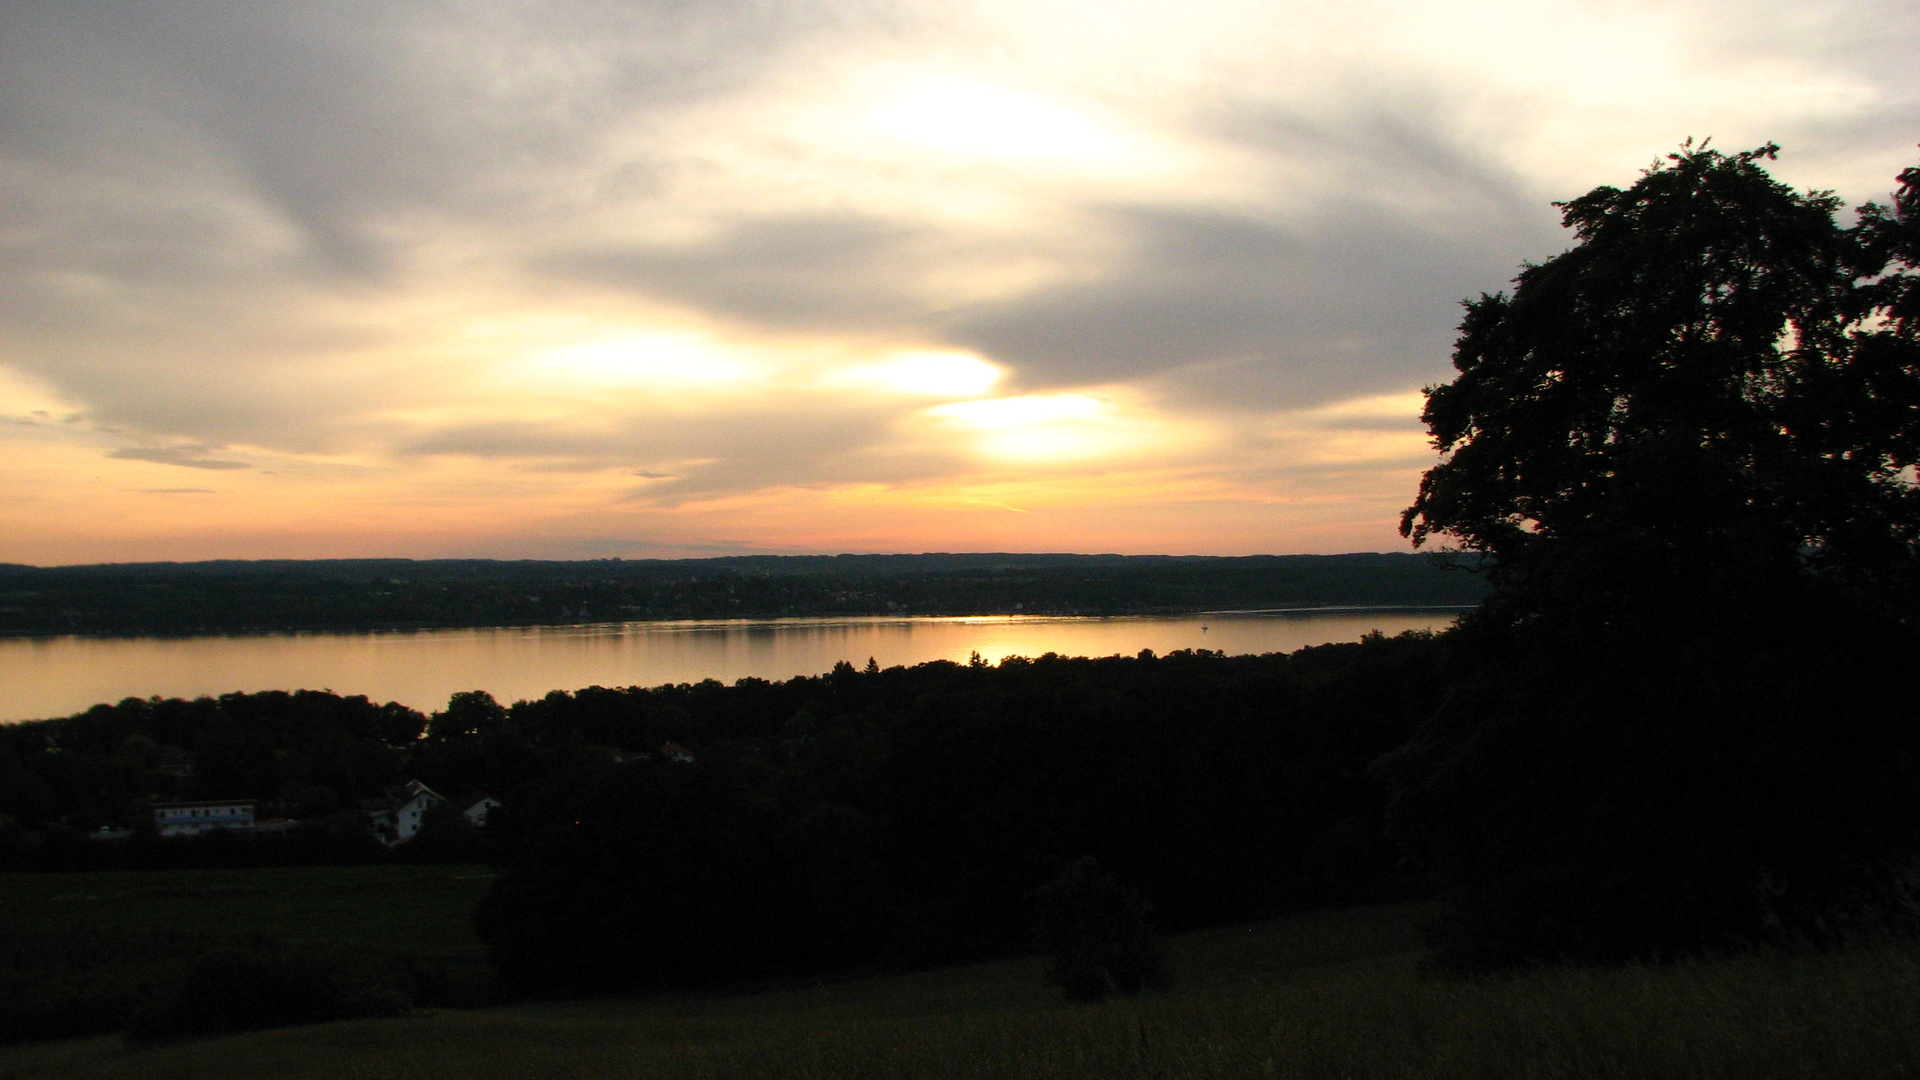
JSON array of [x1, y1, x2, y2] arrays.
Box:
[[3, 895, 1917, 1080], [0, 865, 498, 1045], [0, 865, 493, 964]]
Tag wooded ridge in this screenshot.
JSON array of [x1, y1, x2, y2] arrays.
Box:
[[0, 552, 1485, 636]]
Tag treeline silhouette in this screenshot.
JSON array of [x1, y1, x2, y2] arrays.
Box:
[[0, 690, 420, 838], [0, 552, 1483, 636], [0, 636, 1444, 990], [477, 641, 1442, 990]]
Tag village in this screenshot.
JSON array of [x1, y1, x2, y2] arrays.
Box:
[[122, 784, 499, 846], [85, 741, 703, 848]]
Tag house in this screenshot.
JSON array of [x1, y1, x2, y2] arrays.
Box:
[[152, 800, 256, 836], [362, 783, 503, 844], [460, 795, 502, 827], [361, 781, 444, 845]]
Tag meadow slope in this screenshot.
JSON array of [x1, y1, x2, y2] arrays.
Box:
[[4, 900, 1917, 1080]]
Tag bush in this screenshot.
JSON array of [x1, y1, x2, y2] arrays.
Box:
[[1030, 857, 1168, 1001], [397, 802, 490, 864], [0, 924, 211, 1044], [124, 937, 408, 1043], [476, 757, 816, 994]]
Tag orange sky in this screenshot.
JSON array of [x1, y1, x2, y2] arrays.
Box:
[[2, 1, 1914, 563]]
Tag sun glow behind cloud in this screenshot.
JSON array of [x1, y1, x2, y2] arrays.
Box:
[[921, 390, 1208, 466], [865, 76, 1136, 165], [0, 0, 1913, 562], [822, 350, 1006, 398], [518, 332, 766, 394]]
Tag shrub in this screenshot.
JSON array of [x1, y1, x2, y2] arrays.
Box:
[[124, 937, 408, 1043], [1030, 857, 1168, 1001], [397, 802, 490, 864], [0, 924, 209, 1044]]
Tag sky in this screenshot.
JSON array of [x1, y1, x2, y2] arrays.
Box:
[[1, 1, 1915, 565]]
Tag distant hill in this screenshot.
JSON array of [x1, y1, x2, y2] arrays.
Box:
[[0, 552, 1487, 637]]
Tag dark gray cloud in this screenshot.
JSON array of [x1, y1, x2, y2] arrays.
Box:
[[943, 198, 1553, 409], [106, 446, 250, 470], [924, 94, 1570, 409], [1, 0, 860, 256], [404, 401, 966, 499], [523, 96, 1567, 406], [548, 212, 934, 329]]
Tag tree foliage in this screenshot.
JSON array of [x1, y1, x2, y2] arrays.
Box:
[[1403, 142, 1918, 601], [1387, 144, 1920, 969]]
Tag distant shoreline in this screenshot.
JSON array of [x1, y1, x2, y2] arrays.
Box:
[[0, 552, 1488, 640]]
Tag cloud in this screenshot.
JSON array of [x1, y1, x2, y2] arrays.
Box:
[[0, 0, 870, 280], [1, 0, 1916, 560], [106, 447, 251, 470], [137, 488, 217, 494], [548, 213, 935, 330], [944, 198, 1547, 409], [402, 400, 963, 502]]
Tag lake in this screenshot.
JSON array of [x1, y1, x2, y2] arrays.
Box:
[[0, 608, 1463, 722]]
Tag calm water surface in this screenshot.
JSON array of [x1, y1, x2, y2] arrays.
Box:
[[0, 609, 1463, 722]]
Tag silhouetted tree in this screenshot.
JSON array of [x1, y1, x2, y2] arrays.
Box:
[[1030, 857, 1167, 1000], [1385, 143, 1920, 969], [428, 691, 509, 741], [1404, 142, 1917, 593]]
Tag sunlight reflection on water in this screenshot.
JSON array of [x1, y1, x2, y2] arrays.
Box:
[[0, 608, 1464, 722]]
